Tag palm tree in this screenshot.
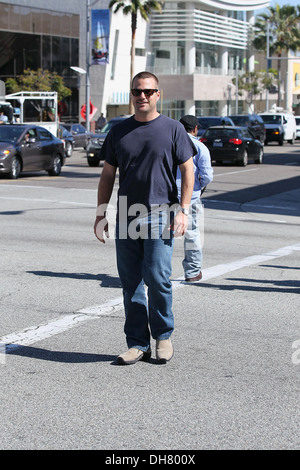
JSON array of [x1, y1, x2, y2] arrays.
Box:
[[253, 3, 300, 107], [109, 0, 163, 114]]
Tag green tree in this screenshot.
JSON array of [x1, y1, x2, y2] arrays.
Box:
[[253, 3, 300, 107], [5, 68, 72, 102], [109, 0, 163, 114], [232, 69, 277, 109]]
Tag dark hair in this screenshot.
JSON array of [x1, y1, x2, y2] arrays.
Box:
[[179, 115, 199, 132], [131, 71, 159, 88]]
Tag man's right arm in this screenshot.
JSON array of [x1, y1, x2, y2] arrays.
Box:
[[94, 161, 117, 243]]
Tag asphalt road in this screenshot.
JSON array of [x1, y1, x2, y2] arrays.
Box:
[[0, 142, 299, 451]]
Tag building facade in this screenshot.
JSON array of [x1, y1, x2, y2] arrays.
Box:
[[0, 0, 274, 123]]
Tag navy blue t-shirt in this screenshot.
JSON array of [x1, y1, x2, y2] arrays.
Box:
[[100, 114, 196, 213]]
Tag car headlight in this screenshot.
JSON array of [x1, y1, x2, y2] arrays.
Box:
[[91, 138, 104, 146], [0, 150, 10, 158], [272, 128, 280, 135]]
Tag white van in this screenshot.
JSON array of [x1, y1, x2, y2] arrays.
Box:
[[295, 116, 300, 139], [259, 111, 296, 145]]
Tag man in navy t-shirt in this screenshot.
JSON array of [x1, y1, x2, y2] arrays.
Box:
[[94, 71, 195, 365]]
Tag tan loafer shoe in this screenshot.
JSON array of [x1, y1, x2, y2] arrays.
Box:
[[185, 271, 202, 282], [156, 339, 173, 364], [117, 347, 151, 365]]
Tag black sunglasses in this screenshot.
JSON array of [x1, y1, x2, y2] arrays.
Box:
[[131, 88, 159, 97]]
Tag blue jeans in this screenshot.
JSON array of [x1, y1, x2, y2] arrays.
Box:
[[182, 198, 202, 279], [115, 209, 174, 351]]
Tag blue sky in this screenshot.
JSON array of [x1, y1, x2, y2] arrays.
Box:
[[269, 0, 299, 5], [256, 1, 300, 14]]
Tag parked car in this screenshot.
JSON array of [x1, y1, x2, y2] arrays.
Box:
[[197, 116, 234, 137], [229, 113, 266, 144], [61, 123, 94, 149], [86, 116, 131, 167], [295, 116, 300, 139], [58, 124, 74, 157], [200, 126, 264, 166], [0, 124, 65, 179], [259, 112, 296, 145]]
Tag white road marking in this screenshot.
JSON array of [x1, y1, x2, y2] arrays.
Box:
[[1, 243, 299, 352], [0, 196, 95, 207], [213, 168, 258, 177], [204, 199, 299, 212]]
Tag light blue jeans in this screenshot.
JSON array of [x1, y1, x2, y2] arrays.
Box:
[[182, 198, 202, 279], [115, 209, 174, 352]]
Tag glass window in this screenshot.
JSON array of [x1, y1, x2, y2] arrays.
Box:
[[196, 100, 219, 116], [61, 13, 72, 37], [42, 12, 53, 35], [39, 129, 53, 140], [32, 9, 43, 34], [71, 38, 79, 65], [20, 7, 32, 32], [156, 50, 170, 59], [70, 15, 80, 38], [42, 36, 51, 70], [0, 4, 9, 30], [206, 128, 236, 138], [161, 100, 184, 121], [196, 43, 219, 70], [51, 13, 63, 36], [26, 128, 37, 139], [0, 4, 79, 38], [0, 32, 43, 75], [10, 5, 21, 31]]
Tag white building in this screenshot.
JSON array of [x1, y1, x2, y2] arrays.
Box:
[[0, 0, 271, 123], [104, 0, 271, 119]]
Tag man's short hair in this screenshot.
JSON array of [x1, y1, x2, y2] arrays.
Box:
[[132, 71, 159, 88], [179, 115, 199, 132]]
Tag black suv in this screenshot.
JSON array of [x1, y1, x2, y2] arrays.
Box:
[[229, 114, 266, 144], [197, 116, 234, 137], [86, 116, 131, 166]]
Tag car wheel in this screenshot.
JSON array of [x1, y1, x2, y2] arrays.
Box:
[[255, 148, 263, 164], [48, 155, 62, 176], [278, 137, 284, 146], [65, 141, 73, 157], [8, 156, 21, 179], [87, 156, 100, 167], [240, 150, 248, 167], [288, 135, 295, 144]]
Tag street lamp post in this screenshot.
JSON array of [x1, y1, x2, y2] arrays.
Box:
[[70, 66, 87, 121], [71, 0, 91, 131]]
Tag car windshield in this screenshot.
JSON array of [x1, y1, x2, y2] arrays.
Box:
[[100, 119, 125, 133], [205, 128, 237, 138], [0, 126, 24, 142], [198, 118, 222, 128], [260, 115, 282, 124], [230, 116, 249, 125]]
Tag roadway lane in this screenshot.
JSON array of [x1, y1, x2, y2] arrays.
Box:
[[0, 143, 299, 450]]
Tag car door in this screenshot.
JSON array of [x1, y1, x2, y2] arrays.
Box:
[[242, 129, 258, 158], [20, 127, 48, 171], [37, 127, 56, 166], [72, 124, 87, 147]]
